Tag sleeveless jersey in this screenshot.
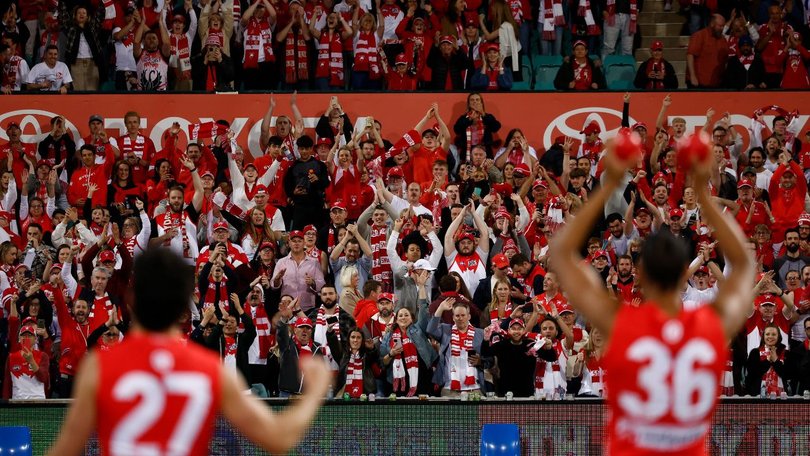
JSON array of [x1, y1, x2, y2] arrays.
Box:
[[603, 303, 726, 456], [96, 332, 222, 456]]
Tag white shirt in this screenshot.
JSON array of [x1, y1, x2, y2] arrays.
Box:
[[3, 55, 29, 91], [26, 61, 73, 90], [77, 33, 93, 58], [112, 27, 138, 72], [682, 284, 718, 311]]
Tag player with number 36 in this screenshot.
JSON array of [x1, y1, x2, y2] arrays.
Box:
[[550, 134, 755, 455]]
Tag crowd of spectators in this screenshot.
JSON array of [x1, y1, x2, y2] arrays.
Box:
[[1, 89, 810, 401], [2, 0, 810, 92]]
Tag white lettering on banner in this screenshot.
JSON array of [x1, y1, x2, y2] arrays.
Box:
[[523, 425, 589, 456], [543, 107, 635, 150], [710, 424, 746, 454]]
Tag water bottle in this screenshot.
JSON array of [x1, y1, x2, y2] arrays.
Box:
[[327, 385, 334, 400], [760, 384, 766, 399], [369, 393, 376, 402]]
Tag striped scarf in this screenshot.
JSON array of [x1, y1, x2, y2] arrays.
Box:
[[345, 352, 365, 398], [449, 325, 477, 390], [284, 29, 309, 84], [354, 31, 381, 79], [541, 0, 565, 40], [370, 223, 392, 289], [202, 277, 229, 313], [577, 0, 600, 35], [390, 327, 419, 393], [316, 31, 344, 87], [606, 0, 637, 34], [314, 305, 340, 370], [759, 347, 785, 396]]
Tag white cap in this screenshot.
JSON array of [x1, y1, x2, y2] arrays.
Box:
[[413, 259, 436, 271]]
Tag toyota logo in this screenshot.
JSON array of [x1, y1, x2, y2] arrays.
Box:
[[543, 107, 636, 150], [0, 109, 81, 143]]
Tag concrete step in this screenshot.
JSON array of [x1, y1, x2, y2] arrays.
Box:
[[642, 0, 671, 13], [635, 47, 687, 61], [637, 11, 684, 23], [637, 22, 686, 36], [638, 35, 691, 48]]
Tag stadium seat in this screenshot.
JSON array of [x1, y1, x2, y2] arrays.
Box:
[[604, 55, 637, 90], [0, 426, 32, 456], [533, 55, 563, 91], [511, 64, 534, 91], [480, 423, 520, 456]]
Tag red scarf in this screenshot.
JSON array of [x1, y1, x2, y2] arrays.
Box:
[[370, 223, 392, 288], [390, 327, 419, 393], [202, 277, 229, 312], [316, 31, 344, 87], [354, 31, 381, 79], [577, 0, 600, 35], [188, 122, 228, 141], [345, 352, 365, 398], [466, 116, 484, 160], [573, 60, 593, 90], [249, 303, 273, 360], [100, 0, 117, 31], [541, 0, 565, 40], [224, 335, 237, 358], [489, 301, 513, 321], [295, 335, 313, 360], [449, 325, 476, 390], [284, 28, 309, 84], [606, 0, 637, 34], [534, 339, 562, 390], [244, 17, 275, 69], [643, 59, 666, 89], [738, 52, 755, 67], [782, 50, 810, 89], [170, 33, 192, 78], [206, 65, 218, 92], [1, 55, 23, 90], [161, 210, 190, 257], [759, 346, 785, 395]]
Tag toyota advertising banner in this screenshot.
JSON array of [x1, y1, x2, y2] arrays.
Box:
[[1, 92, 809, 160]]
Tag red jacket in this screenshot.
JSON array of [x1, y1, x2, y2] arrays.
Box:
[[768, 160, 806, 242]]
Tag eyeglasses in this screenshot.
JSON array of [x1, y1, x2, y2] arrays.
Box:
[[103, 332, 119, 338]]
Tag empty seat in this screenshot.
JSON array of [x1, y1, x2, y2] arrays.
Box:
[[533, 55, 563, 91], [511, 64, 534, 91], [604, 55, 637, 90]]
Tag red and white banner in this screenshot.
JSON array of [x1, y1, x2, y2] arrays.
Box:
[[1, 92, 808, 160]]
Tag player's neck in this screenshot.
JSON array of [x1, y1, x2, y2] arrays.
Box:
[[645, 288, 681, 316]]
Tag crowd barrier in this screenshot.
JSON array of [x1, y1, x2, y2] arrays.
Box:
[[2, 398, 809, 455], [1, 92, 808, 161]]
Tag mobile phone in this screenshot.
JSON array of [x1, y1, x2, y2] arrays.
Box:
[[37, 319, 46, 329], [24, 270, 32, 279], [473, 187, 482, 197], [467, 349, 477, 356]]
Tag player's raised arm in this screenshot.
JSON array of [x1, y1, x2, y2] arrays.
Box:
[[221, 356, 330, 454], [46, 354, 99, 456], [690, 138, 756, 339], [550, 144, 633, 338]]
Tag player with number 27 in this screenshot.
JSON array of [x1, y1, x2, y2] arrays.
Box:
[[550, 133, 755, 455]]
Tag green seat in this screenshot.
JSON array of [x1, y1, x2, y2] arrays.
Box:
[[511, 63, 534, 91], [604, 55, 636, 90], [533, 55, 563, 91]]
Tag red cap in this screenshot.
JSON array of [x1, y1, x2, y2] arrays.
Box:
[[632, 122, 648, 131], [254, 184, 268, 195], [463, 12, 477, 27], [695, 266, 709, 275], [798, 213, 810, 227], [494, 207, 512, 221], [303, 224, 318, 234], [737, 179, 754, 189], [481, 42, 499, 54], [200, 170, 215, 179], [572, 40, 587, 49], [635, 206, 651, 216], [378, 292, 394, 302], [508, 318, 525, 328], [593, 250, 608, 260], [653, 171, 668, 183], [756, 294, 777, 307], [316, 137, 333, 146], [289, 230, 305, 239], [50, 263, 63, 272], [558, 303, 575, 314], [580, 121, 601, 135], [457, 232, 475, 242], [294, 316, 313, 328], [258, 241, 274, 251], [395, 53, 408, 66], [669, 208, 684, 219], [36, 160, 52, 169], [651, 40, 664, 51], [331, 200, 347, 211], [19, 324, 36, 336], [491, 253, 509, 269], [172, 14, 186, 24], [387, 166, 404, 179], [492, 182, 513, 196], [439, 35, 455, 45], [213, 221, 229, 231], [513, 163, 531, 177], [532, 179, 548, 189], [99, 250, 115, 263]]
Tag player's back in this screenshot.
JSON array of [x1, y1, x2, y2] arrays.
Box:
[[96, 332, 222, 456], [603, 303, 726, 456]]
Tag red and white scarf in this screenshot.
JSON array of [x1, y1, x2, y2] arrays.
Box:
[[316, 31, 344, 87], [489, 301, 513, 321], [295, 335, 313, 360], [345, 352, 365, 398], [466, 116, 485, 157], [249, 302, 273, 361], [643, 59, 666, 89], [573, 60, 593, 90], [170, 33, 192, 77], [390, 327, 419, 393], [284, 28, 309, 84], [120, 135, 146, 160], [606, 0, 637, 34], [314, 305, 340, 369], [122, 235, 138, 257], [738, 52, 755, 68], [100, 0, 117, 30], [370, 223, 392, 287], [449, 325, 477, 390], [532, 338, 564, 392], [162, 210, 191, 258], [721, 358, 734, 396], [354, 31, 381, 79], [541, 0, 565, 40], [188, 121, 228, 141], [1, 55, 23, 90], [244, 17, 275, 69], [577, 0, 600, 35], [759, 347, 785, 396], [202, 277, 229, 312]]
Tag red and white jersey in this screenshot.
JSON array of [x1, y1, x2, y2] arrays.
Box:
[[197, 241, 249, 271], [96, 332, 221, 456], [577, 354, 606, 397], [603, 304, 726, 456], [5, 350, 48, 399], [534, 292, 568, 314], [136, 49, 169, 91], [446, 248, 487, 295]]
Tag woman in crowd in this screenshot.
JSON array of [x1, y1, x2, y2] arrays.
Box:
[[334, 328, 381, 398], [746, 323, 789, 396]]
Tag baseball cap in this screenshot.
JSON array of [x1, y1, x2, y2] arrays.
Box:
[[439, 35, 455, 45], [508, 318, 525, 328], [581, 121, 601, 135], [303, 224, 318, 234], [244, 162, 257, 171], [652, 171, 668, 183], [492, 253, 509, 269], [387, 166, 404, 179], [457, 232, 475, 243], [695, 266, 709, 275], [481, 42, 499, 54], [413, 259, 436, 271], [6, 121, 20, 130], [741, 166, 757, 176], [492, 182, 513, 196], [558, 303, 575, 314], [213, 220, 229, 231], [316, 137, 333, 147], [289, 230, 305, 239], [635, 206, 651, 216], [532, 179, 548, 189], [19, 325, 36, 336], [494, 208, 512, 221], [593, 250, 608, 260], [757, 294, 777, 306], [737, 179, 754, 189], [395, 53, 408, 66], [632, 122, 648, 131], [378, 292, 394, 302], [254, 184, 268, 195], [172, 14, 186, 23], [36, 160, 52, 169], [88, 114, 103, 124], [669, 208, 684, 219], [50, 263, 63, 272], [258, 241, 274, 251], [331, 200, 347, 211], [294, 316, 313, 328], [651, 40, 664, 51], [798, 213, 810, 227], [572, 40, 587, 49], [200, 170, 215, 179], [513, 163, 531, 177], [99, 250, 115, 263]]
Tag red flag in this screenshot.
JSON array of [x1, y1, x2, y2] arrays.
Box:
[[188, 122, 228, 141]]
